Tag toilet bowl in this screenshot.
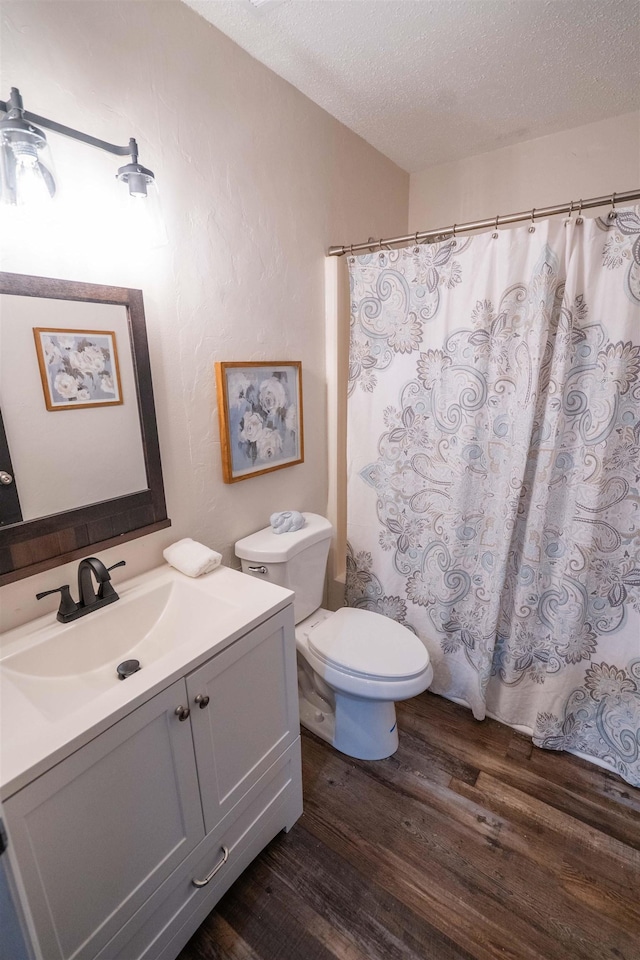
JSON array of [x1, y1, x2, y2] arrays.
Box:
[[235, 513, 433, 760], [295, 605, 433, 759]]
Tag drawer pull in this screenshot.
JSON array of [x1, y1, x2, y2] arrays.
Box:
[[194, 694, 210, 709], [175, 705, 190, 721], [192, 845, 230, 887]]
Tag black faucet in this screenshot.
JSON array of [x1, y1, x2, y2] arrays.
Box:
[[78, 557, 120, 606], [36, 557, 126, 623]]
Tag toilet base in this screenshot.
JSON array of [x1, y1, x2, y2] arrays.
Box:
[[333, 692, 399, 760], [298, 686, 399, 760], [298, 695, 336, 745]]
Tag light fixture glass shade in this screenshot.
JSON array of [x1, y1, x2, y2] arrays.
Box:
[[116, 157, 167, 247], [0, 119, 56, 206], [119, 175, 167, 248]]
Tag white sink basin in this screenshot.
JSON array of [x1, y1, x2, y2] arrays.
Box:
[[0, 566, 291, 752], [0, 564, 293, 796], [3, 580, 236, 680], [1, 575, 239, 721]]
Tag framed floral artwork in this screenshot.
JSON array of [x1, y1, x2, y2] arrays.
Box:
[[33, 328, 123, 411], [215, 361, 304, 483]]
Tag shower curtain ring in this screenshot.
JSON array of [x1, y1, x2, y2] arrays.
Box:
[[576, 199, 584, 225], [609, 192, 617, 221], [414, 230, 421, 252], [492, 214, 499, 239], [528, 208, 536, 233], [564, 200, 574, 227], [452, 223, 457, 245]]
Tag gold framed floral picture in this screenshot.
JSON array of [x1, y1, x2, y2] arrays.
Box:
[[215, 361, 304, 483], [33, 327, 123, 411]]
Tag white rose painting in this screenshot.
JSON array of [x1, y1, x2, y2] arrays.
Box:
[[33, 328, 123, 411], [216, 361, 304, 482]]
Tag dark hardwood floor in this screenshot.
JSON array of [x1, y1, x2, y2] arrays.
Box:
[[178, 692, 640, 960]]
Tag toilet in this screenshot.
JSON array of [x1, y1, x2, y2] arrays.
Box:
[[235, 513, 433, 760]]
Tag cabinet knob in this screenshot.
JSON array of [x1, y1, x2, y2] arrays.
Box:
[[175, 705, 191, 721], [194, 694, 210, 709]]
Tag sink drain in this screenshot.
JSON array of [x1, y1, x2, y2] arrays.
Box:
[[116, 659, 141, 680]]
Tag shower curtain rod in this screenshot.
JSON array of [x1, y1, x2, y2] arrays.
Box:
[[327, 187, 640, 257]]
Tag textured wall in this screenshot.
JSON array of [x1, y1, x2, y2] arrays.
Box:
[[0, 0, 408, 630], [409, 112, 640, 231]]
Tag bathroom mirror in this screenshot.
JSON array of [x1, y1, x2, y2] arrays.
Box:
[[0, 272, 170, 585]]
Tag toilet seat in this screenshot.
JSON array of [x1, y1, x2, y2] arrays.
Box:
[[306, 607, 429, 682]]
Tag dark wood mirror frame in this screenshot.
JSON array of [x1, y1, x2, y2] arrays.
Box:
[[0, 272, 170, 586]]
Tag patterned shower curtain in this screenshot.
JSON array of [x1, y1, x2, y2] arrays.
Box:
[[346, 208, 640, 787]]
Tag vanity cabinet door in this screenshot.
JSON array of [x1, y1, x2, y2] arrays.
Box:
[[187, 605, 299, 833], [3, 679, 204, 960]]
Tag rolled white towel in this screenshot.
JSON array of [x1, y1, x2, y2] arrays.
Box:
[[163, 538, 222, 577], [270, 511, 305, 534]]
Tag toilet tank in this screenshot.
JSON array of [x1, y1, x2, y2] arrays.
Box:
[[235, 513, 333, 623]]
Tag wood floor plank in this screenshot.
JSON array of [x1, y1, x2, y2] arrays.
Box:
[[180, 914, 261, 960], [398, 695, 640, 848], [505, 730, 534, 763], [449, 772, 640, 897], [380, 724, 481, 787], [178, 691, 640, 960], [525, 743, 640, 819], [215, 861, 340, 960], [264, 821, 474, 960], [301, 734, 637, 960], [302, 796, 556, 960], [224, 847, 371, 960]]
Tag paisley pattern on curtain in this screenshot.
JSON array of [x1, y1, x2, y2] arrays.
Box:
[[346, 209, 640, 786]]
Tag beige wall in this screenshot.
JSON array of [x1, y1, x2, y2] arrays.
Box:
[[0, 0, 409, 630], [409, 112, 640, 231]]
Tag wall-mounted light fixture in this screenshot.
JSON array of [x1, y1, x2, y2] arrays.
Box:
[[0, 87, 159, 209]]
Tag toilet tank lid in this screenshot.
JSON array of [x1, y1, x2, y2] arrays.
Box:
[[235, 512, 333, 563]]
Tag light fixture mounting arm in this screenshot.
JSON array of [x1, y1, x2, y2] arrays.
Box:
[[0, 87, 136, 159], [1, 86, 157, 200]]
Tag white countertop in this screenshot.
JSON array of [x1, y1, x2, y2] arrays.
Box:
[[0, 564, 293, 799]]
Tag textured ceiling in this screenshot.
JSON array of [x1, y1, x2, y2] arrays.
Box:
[[182, 0, 640, 173]]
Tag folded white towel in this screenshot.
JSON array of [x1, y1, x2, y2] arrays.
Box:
[[163, 538, 222, 577], [270, 511, 305, 534]]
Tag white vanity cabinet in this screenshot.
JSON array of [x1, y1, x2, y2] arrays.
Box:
[[3, 604, 302, 960]]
